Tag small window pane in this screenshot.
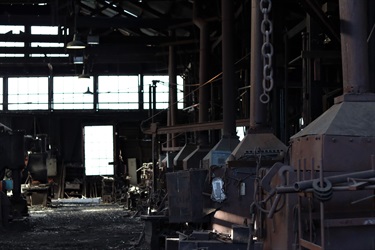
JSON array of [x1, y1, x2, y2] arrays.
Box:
[[0, 25, 24, 34], [31, 42, 64, 47], [8, 77, 48, 110], [143, 75, 184, 109], [98, 75, 139, 110], [53, 76, 93, 110], [31, 26, 59, 35]]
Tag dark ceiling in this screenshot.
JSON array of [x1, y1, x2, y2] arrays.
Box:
[[0, 0, 347, 82], [0, 0, 224, 76]]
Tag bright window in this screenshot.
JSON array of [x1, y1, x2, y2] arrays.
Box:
[[0, 42, 24, 47], [0, 26, 25, 55], [143, 75, 184, 109], [31, 26, 59, 35], [31, 42, 64, 48], [30, 54, 68, 57], [237, 126, 246, 141], [53, 76, 94, 110], [98, 75, 139, 109], [0, 25, 24, 34], [84, 125, 114, 176], [8, 77, 48, 110]]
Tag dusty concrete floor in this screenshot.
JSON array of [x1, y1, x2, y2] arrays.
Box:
[[0, 204, 149, 250]]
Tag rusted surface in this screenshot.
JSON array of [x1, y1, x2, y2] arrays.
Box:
[[166, 169, 208, 223]]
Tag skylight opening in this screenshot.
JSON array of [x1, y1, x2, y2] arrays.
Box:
[[31, 26, 59, 35], [31, 42, 64, 48], [30, 54, 69, 57], [0, 54, 24, 57], [0, 25, 24, 34], [0, 42, 24, 47]]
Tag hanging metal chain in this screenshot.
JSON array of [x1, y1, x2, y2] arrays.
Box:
[[259, 0, 274, 104]]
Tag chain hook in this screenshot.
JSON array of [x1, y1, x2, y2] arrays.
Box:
[[259, 0, 273, 104]]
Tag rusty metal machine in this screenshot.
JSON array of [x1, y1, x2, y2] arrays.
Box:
[[142, 0, 375, 249], [259, 1, 375, 249]]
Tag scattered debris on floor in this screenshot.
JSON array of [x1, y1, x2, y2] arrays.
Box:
[[0, 204, 149, 250]]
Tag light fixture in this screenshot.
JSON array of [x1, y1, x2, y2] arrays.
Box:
[[84, 86, 93, 95], [67, 34, 86, 49], [78, 65, 93, 94], [78, 62, 91, 79], [73, 56, 84, 64], [87, 35, 99, 45], [66, 2, 86, 49], [78, 68, 90, 79], [78, 73, 90, 79]]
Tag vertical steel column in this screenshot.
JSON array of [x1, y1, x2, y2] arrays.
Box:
[[302, 31, 311, 125], [3, 77, 8, 111], [168, 31, 177, 148], [194, 0, 210, 145], [250, 0, 266, 129], [368, 0, 375, 92], [150, 81, 158, 193], [339, 0, 369, 94], [139, 73, 144, 111], [221, 0, 237, 136], [93, 75, 98, 111], [282, 34, 289, 142], [48, 72, 53, 111]]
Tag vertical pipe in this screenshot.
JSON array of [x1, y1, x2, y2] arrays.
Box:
[[168, 31, 177, 148], [152, 82, 157, 116], [282, 34, 289, 142], [148, 84, 152, 119], [368, 0, 375, 92], [302, 32, 311, 125], [250, 0, 266, 129], [198, 23, 209, 145], [3, 77, 8, 111], [194, 0, 210, 146], [48, 74, 53, 111], [139, 73, 144, 111], [93, 75, 98, 111], [339, 0, 369, 94], [222, 0, 237, 136]]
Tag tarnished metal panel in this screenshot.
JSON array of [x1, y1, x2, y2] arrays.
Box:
[[322, 135, 375, 172], [291, 100, 375, 138], [290, 135, 323, 171], [166, 169, 208, 223], [290, 135, 375, 172], [231, 133, 287, 162]]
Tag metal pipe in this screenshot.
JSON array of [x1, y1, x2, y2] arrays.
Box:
[[302, 31, 311, 126], [194, 0, 210, 146], [293, 169, 375, 191], [221, 0, 236, 136], [168, 30, 177, 148], [250, 0, 266, 129], [339, 0, 369, 94]]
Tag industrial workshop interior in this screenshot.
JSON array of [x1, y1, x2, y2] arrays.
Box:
[[0, 0, 375, 249]]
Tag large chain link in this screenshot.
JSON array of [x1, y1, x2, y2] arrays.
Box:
[[259, 0, 274, 104]]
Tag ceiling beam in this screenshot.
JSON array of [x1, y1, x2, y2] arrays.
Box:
[[0, 15, 191, 29], [0, 33, 196, 46]]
